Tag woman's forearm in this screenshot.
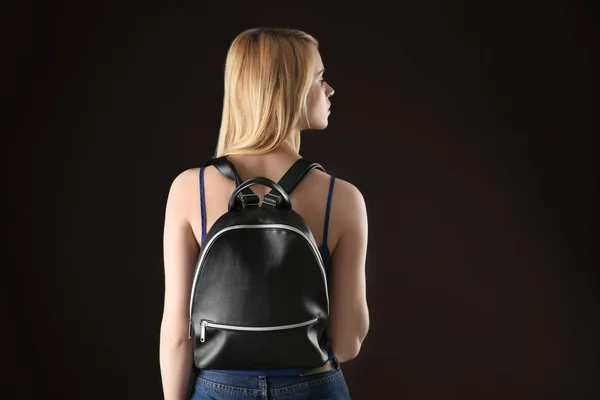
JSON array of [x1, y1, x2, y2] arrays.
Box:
[[159, 333, 194, 400]]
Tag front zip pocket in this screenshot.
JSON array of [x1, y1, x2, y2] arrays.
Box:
[[199, 316, 319, 343]]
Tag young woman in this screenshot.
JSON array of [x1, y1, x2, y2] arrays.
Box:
[[160, 27, 369, 400]]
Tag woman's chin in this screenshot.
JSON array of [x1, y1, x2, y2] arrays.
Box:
[[306, 117, 329, 130], [316, 121, 328, 130]]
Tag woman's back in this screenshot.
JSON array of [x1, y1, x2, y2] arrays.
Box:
[[160, 27, 368, 400]]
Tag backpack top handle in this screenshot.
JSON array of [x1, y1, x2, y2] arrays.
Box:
[[228, 177, 292, 211]]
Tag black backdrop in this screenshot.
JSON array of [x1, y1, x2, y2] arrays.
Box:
[[5, 1, 598, 399]]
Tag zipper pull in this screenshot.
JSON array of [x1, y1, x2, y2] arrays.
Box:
[[200, 321, 207, 343]]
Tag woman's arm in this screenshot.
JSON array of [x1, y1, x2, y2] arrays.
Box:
[[159, 170, 199, 400], [327, 179, 370, 363]]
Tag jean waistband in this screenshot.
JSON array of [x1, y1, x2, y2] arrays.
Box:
[[299, 358, 340, 376]]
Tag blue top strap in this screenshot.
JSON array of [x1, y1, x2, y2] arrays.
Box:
[[323, 175, 336, 246], [199, 167, 207, 245]]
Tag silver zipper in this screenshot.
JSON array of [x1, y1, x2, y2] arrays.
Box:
[[200, 316, 319, 343], [188, 224, 329, 339]]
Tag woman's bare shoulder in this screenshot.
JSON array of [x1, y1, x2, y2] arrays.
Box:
[[167, 165, 223, 192], [308, 168, 366, 212], [328, 174, 366, 214], [307, 168, 368, 252], [167, 168, 200, 195]]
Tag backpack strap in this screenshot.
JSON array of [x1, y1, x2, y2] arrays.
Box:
[[263, 158, 325, 208], [202, 156, 260, 208], [199, 166, 207, 244], [203, 156, 242, 186]]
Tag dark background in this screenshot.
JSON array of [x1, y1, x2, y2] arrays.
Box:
[[4, 1, 598, 399]]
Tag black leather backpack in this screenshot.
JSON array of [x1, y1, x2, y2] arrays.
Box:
[[188, 156, 330, 370]]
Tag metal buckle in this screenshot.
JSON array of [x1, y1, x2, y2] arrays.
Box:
[[237, 193, 259, 208], [262, 193, 280, 208]]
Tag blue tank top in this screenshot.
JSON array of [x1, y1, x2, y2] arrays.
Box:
[[198, 167, 336, 376]]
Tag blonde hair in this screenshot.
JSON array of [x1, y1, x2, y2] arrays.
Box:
[[214, 27, 319, 158]]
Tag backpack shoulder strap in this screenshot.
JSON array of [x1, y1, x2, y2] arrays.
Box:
[[203, 156, 242, 187], [263, 158, 325, 208], [203, 156, 259, 207]]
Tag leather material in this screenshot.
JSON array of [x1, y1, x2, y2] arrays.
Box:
[[263, 159, 324, 208], [190, 158, 330, 370], [195, 313, 327, 370], [203, 156, 257, 201], [269, 158, 325, 195], [203, 156, 243, 187]]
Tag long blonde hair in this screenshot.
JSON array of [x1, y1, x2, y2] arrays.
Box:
[[214, 27, 319, 158]]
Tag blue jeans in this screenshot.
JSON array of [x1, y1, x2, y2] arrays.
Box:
[[190, 359, 351, 399]]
